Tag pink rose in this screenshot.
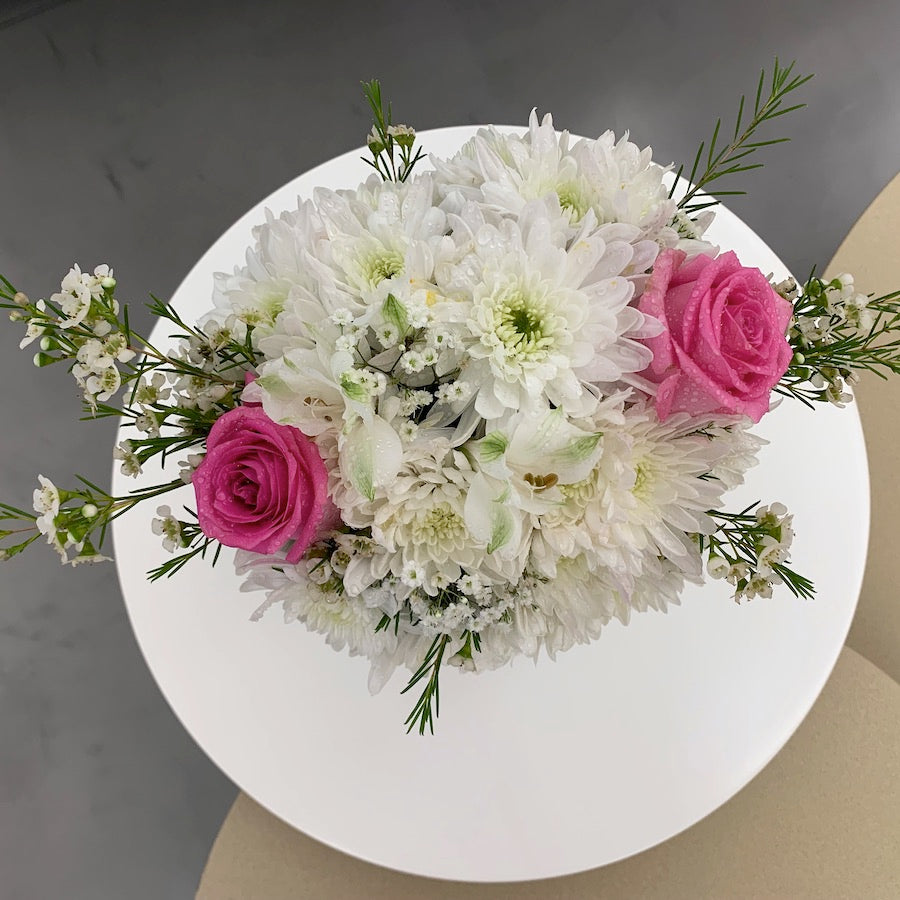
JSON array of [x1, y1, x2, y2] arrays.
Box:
[[192, 406, 335, 562], [638, 249, 793, 422]]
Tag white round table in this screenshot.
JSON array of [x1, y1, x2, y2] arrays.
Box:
[[113, 127, 869, 882]]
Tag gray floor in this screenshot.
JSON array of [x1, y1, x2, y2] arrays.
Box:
[[1, 0, 899, 897]]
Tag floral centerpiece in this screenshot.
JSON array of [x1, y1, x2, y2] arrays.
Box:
[[3, 65, 898, 733]]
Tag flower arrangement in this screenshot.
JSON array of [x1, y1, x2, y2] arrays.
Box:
[[3, 65, 897, 734]]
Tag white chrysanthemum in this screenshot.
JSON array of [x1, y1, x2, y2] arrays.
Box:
[[571, 129, 674, 236], [531, 406, 736, 582], [706, 421, 766, 489], [314, 174, 445, 305], [435, 111, 593, 223], [353, 445, 525, 595], [207, 201, 328, 337], [465, 556, 623, 669], [437, 203, 657, 419], [434, 112, 675, 242], [626, 554, 691, 618], [236, 551, 396, 658]]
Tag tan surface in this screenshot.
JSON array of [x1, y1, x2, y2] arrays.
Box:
[[827, 171, 900, 683], [197, 647, 900, 900]]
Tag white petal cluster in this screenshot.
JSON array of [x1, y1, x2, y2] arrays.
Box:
[[31, 475, 111, 566], [788, 273, 874, 406], [220, 118, 768, 684], [22, 265, 137, 410]]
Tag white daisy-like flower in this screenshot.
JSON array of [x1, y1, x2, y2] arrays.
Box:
[[706, 421, 766, 489], [438, 111, 592, 222], [32, 475, 60, 536], [151, 505, 186, 553], [571, 129, 674, 237], [236, 552, 397, 659], [531, 405, 734, 582], [367, 446, 506, 593], [206, 201, 327, 338], [435, 111, 675, 244], [441, 203, 656, 419], [316, 174, 446, 307]]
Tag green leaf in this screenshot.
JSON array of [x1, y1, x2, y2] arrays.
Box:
[[672, 58, 813, 215], [381, 293, 409, 334], [479, 431, 508, 463], [340, 371, 368, 403], [487, 503, 514, 555]]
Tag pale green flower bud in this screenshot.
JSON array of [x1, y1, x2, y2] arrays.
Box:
[[388, 124, 416, 148], [100, 276, 117, 291], [13, 291, 29, 307], [366, 126, 385, 154]]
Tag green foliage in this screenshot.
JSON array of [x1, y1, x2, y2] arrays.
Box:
[[670, 59, 813, 216], [361, 79, 425, 183], [779, 276, 900, 406]]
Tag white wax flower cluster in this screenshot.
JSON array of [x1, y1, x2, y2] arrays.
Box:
[[18, 265, 136, 410]]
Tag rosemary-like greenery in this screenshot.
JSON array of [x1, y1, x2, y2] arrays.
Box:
[[699, 504, 814, 601], [778, 276, 900, 406], [670, 59, 813, 216]]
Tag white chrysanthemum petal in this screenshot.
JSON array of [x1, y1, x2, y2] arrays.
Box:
[[339, 415, 403, 501]]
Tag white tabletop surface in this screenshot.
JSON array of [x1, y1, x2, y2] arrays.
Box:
[[113, 127, 869, 882]]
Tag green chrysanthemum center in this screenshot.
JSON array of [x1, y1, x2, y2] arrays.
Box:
[[632, 458, 657, 502], [559, 471, 598, 508], [361, 249, 404, 288], [411, 503, 467, 548], [491, 290, 556, 361], [557, 181, 589, 221]]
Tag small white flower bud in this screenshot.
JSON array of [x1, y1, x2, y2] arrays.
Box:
[[707, 556, 730, 579], [81, 503, 99, 519]]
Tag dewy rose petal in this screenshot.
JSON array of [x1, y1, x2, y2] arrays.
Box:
[[191, 406, 337, 561], [638, 249, 793, 422]]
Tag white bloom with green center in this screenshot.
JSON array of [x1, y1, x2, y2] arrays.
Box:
[[236, 551, 398, 661], [448, 206, 652, 419], [571, 129, 674, 237], [463, 267, 587, 418], [151, 505, 186, 553], [368, 447, 507, 594], [531, 405, 739, 583], [32, 475, 60, 536], [434, 111, 675, 247], [206, 201, 330, 340], [316, 174, 445, 305]]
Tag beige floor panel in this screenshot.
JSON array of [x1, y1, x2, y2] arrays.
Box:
[[827, 171, 900, 683]]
